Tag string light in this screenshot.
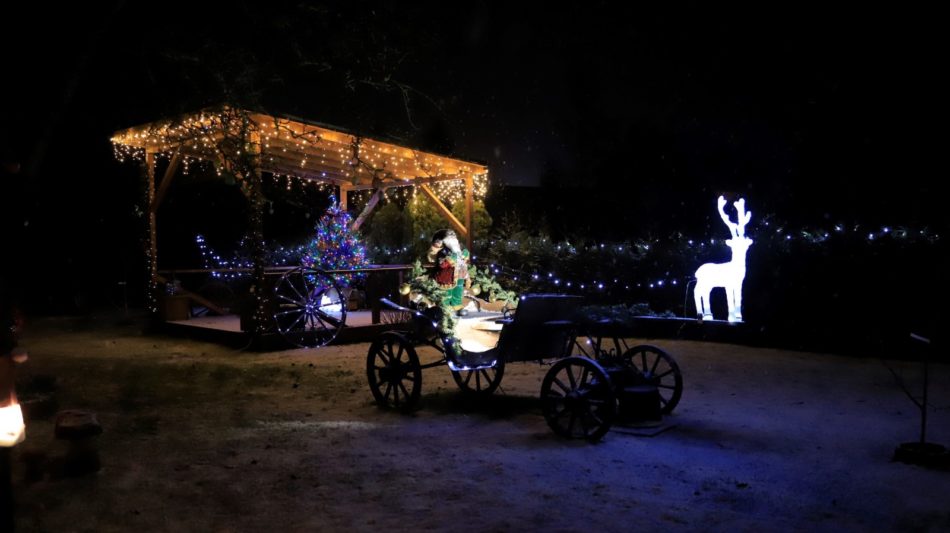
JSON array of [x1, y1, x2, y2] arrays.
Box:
[[194, 198, 376, 283], [195, 235, 254, 279], [474, 217, 939, 302], [112, 107, 490, 207]]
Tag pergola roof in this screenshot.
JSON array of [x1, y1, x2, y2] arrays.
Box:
[[114, 107, 489, 326], [111, 107, 488, 193]]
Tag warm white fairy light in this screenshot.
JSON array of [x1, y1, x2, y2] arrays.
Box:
[[111, 108, 489, 205]]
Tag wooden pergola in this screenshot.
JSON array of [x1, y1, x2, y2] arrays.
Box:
[[111, 106, 488, 329]]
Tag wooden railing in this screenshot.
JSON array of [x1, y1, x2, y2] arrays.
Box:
[[157, 265, 414, 324]]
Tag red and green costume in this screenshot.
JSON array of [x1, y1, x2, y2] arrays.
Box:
[[428, 247, 470, 309]]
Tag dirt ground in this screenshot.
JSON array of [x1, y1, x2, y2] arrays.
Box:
[[9, 313, 950, 532]]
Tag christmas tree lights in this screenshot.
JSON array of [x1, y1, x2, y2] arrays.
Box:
[[300, 197, 369, 286]]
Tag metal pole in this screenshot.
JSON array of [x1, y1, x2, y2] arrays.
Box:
[[910, 333, 931, 444], [921, 347, 929, 444]]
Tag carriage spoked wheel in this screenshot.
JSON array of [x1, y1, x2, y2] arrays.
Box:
[[621, 344, 683, 414], [366, 332, 422, 410], [273, 267, 347, 348], [540, 357, 617, 441], [451, 359, 505, 396]]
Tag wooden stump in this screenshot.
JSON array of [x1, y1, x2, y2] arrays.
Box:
[[55, 410, 102, 476]]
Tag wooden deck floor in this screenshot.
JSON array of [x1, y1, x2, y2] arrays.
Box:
[[162, 311, 397, 349]]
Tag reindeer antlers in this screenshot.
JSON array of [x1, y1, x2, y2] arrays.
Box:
[[717, 195, 752, 238]]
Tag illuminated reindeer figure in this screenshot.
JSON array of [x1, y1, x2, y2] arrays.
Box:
[[694, 196, 752, 322]]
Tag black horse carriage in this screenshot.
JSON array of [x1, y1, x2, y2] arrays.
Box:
[[366, 294, 683, 440]]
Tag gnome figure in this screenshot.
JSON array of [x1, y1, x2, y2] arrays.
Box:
[[427, 229, 471, 315]]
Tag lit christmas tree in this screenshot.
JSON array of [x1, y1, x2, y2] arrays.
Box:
[[301, 196, 369, 285]]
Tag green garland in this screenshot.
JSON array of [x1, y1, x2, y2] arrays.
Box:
[[578, 303, 677, 326], [468, 265, 518, 307], [406, 260, 458, 335], [400, 262, 518, 351]]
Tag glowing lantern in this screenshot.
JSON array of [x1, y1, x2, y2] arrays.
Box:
[[318, 289, 343, 315], [0, 404, 24, 448], [0, 349, 27, 447], [694, 196, 753, 323]]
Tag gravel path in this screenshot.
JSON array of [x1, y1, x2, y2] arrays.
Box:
[[10, 316, 950, 532]]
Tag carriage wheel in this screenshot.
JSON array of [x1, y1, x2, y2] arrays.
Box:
[[451, 359, 505, 396], [366, 332, 422, 410], [540, 357, 617, 441], [273, 268, 346, 348], [564, 334, 603, 359], [622, 344, 683, 414]]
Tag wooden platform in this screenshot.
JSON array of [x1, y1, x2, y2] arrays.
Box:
[[162, 311, 403, 350], [160, 310, 759, 351]]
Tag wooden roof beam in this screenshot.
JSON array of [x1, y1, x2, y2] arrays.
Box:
[[151, 148, 182, 213], [261, 141, 475, 181], [351, 187, 388, 232], [419, 184, 468, 240], [257, 165, 350, 186]]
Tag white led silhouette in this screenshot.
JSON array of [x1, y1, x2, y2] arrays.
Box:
[[694, 196, 752, 323]]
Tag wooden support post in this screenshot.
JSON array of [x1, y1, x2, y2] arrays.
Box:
[[151, 149, 182, 213], [339, 183, 351, 211], [419, 184, 468, 240], [397, 269, 407, 306], [464, 176, 474, 252], [245, 170, 268, 335], [351, 187, 386, 232], [145, 152, 158, 304], [246, 133, 268, 335]]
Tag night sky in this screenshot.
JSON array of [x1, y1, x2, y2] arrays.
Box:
[[1, 2, 944, 310]]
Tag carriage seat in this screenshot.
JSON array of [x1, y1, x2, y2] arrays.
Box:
[[453, 294, 583, 369]]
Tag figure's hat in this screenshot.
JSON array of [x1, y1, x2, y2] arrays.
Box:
[[431, 229, 457, 244]]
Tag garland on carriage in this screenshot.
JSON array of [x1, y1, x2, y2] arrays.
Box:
[[399, 229, 518, 337]]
